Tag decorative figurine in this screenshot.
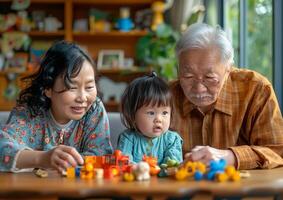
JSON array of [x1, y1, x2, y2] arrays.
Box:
[[142, 155, 161, 176], [159, 158, 180, 177], [116, 7, 134, 32], [151, 1, 165, 30], [11, 0, 30, 11], [133, 161, 150, 181]]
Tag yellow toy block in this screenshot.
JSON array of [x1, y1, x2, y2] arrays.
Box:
[[175, 168, 188, 181], [85, 163, 94, 172], [66, 167, 75, 178], [123, 172, 135, 182], [225, 166, 236, 177], [231, 171, 241, 181], [216, 173, 228, 182], [81, 171, 93, 179]]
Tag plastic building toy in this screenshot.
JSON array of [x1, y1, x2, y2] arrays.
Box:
[[94, 168, 104, 180], [142, 155, 161, 176], [34, 168, 48, 178], [123, 172, 135, 182], [206, 159, 227, 181], [116, 7, 134, 32], [89, 8, 111, 32], [159, 158, 180, 177], [175, 161, 206, 181], [65, 150, 130, 179], [66, 167, 76, 178], [133, 161, 150, 181], [175, 167, 188, 181], [239, 170, 250, 179], [193, 171, 203, 181], [175, 159, 241, 182]]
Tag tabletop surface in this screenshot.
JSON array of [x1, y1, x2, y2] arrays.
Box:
[[1, 167, 283, 198]]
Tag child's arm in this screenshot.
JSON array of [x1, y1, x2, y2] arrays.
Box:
[[80, 99, 113, 155], [116, 131, 135, 163], [163, 131, 183, 163]]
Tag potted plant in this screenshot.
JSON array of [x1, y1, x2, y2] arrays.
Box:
[[136, 24, 180, 80]]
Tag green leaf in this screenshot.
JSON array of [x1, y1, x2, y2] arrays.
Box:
[[135, 23, 180, 80], [156, 24, 173, 38]]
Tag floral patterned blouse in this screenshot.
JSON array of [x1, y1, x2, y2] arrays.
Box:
[[0, 98, 113, 172]]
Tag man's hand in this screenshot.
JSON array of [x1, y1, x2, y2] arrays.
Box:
[[184, 145, 236, 167]]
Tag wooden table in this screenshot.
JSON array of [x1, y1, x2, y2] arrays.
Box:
[[1, 168, 283, 200]]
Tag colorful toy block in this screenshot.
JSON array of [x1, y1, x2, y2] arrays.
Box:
[[65, 150, 130, 180], [175, 159, 242, 182]]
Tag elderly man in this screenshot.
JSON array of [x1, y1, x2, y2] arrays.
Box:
[[170, 23, 283, 170]]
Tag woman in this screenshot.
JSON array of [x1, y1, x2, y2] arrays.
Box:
[[0, 41, 113, 172]]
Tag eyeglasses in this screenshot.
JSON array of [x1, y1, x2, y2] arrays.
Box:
[[181, 76, 221, 87]]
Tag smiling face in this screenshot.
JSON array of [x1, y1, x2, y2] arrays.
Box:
[[178, 48, 230, 113], [45, 61, 97, 124], [135, 104, 171, 138]]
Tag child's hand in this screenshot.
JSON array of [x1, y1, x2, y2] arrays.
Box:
[[43, 145, 84, 172]]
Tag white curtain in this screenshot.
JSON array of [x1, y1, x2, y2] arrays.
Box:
[[169, 0, 204, 31]]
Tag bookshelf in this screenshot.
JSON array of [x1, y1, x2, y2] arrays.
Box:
[[0, 0, 156, 111]]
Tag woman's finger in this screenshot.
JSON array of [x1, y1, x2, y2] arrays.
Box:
[[60, 146, 84, 165], [57, 151, 77, 167], [53, 155, 71, 170]]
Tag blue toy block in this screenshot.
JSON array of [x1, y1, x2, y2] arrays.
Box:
[[75, 166, 81, 177], [194, 171, 203, 181], [210, 159, 227, 171], [206, 171, 215, 180]]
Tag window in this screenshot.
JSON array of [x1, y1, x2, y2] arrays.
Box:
[[225, 0, 273, 81], [205, 0, 282, 109], [225, 0, 239, 66], [247, 0, 273, 81]]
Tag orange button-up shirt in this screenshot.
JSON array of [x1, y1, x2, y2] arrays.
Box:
[[170, 67, 283, 170]]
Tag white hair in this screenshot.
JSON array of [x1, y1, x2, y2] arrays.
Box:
[[176, 23, 234, 66]]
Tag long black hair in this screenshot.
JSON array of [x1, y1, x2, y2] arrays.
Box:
[[120, 72, 172, 130], [18, 40, 96, 116]]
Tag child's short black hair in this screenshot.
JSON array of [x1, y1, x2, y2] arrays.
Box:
[[120, 72, 172, 130], [18, 40, 96, 116]]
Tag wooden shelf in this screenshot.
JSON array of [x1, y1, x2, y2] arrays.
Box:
[[0, 71, 33, 76], [30, 0, 65, 3], [0, 0, 65, 3], [72, 0, 155, 5], [1, 0, 155, 4], [73, 30, 148, 37], [0, 31, 65, 37], [0, 67, 150, 75], [99, 67, 151, 74], [29, 30, 65, 36]]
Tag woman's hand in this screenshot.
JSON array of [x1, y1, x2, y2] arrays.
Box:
[[183, 145, 236, 167], [42, 145, 84, 172]]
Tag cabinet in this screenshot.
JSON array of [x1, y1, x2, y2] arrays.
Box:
[[0, 0, 156, 111]]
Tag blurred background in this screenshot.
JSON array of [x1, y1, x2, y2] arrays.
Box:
[[0, 0, 282, 112]]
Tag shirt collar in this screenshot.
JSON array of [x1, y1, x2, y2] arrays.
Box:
[[182, 98, 194, 117], [214, 76, 233, 116]]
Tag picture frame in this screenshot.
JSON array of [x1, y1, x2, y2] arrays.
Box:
[[4, 52, 28, 73], [97, 50, 124, 69]]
